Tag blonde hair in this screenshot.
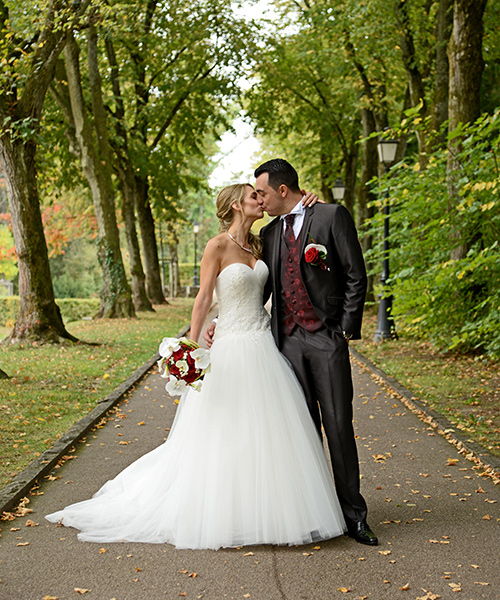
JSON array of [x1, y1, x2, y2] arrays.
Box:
[[216, 184, 263, 259]]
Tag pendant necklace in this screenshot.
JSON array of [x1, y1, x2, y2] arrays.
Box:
[[226, 230, 254, 255]]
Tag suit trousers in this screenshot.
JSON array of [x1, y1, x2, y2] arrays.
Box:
[[279, 325, 368, 525]]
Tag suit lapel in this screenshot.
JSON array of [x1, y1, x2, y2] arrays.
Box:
[[300, 205, 315, 257]]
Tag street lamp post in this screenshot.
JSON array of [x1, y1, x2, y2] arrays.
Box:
[[193, 221, 200, 287], [374, 137, 399, 343], [332, 177, 346, 202]]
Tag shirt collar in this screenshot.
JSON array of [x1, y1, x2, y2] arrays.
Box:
[[280, 197, 305, 220]]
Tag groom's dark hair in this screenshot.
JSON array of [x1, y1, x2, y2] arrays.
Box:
[[254, 159, 301, 193]]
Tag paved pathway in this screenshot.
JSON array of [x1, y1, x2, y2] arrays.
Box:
[[0, 327, 499, 600]]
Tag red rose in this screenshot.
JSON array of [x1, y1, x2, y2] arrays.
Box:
[[305, 247, 319, 263]]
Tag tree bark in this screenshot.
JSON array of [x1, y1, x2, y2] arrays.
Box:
[[447, 0, 488, 260], [64, 31, 134, 318], [117, 169, 154, 311], [357, 108, 379, 303], [395, 0, 429, 167], [0, 0, 91, 344], [431, 0, 454, 141], [134, 175, 167, 304], [0, 139, 77, 343], [104, 36, 154, 312]]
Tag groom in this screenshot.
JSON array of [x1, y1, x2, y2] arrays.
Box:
[[255, 158, 377, 546]]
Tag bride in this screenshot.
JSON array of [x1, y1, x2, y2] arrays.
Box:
[[46, 183, 346, 550]]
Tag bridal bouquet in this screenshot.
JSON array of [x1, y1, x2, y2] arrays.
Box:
[[157, 337, 211, 396]]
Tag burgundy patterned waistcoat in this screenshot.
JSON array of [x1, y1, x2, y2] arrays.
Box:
[[280, 230, 323, 336]]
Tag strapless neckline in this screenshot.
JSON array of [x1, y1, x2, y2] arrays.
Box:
[[218, 259, 264, 278]]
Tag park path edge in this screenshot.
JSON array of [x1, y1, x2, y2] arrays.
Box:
[[0, 323, 191, 515]]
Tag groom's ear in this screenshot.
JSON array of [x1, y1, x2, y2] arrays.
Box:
[[278, 184, 288, 198]]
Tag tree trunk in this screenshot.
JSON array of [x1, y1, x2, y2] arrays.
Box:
[[0, 136, 78, 344], [447, 0, 488, 260], [167, 224, 180, 298], [342, 136, 359, 218], [431, 0, 454, 141], [395, 0, 429, 167], [64, 32, 134, 318], [0, 367, 9, 379], [117, 169, 154, 312], [357, 108, 379, 303], [104, 35, 153, 313], [0, 0, 91, 344], [135, 175, 167, 305]]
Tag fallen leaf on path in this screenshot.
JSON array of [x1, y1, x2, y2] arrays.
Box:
[[448, 582, 461, 592], [399, 583, 410, 590], [475, 485, 486, 493], [16, 542, 29, 546], [447, 459, 459, 466], [474, 582, 489, 586], [74, 589, 91, 594], [302, 552, 313, 556], [378, 550, 391, 555], [99, 548, 107, 554], [243, 552, 254, 556], [42, 596, 58, 600], [471, 564, 480, 569], [417, 592, 440, 600], [337, 587, 352, 593], [25, 520, 38, 527], [482, 514, 491, 520], [188, 573, 197, 578], [135, 567, 143, 572]]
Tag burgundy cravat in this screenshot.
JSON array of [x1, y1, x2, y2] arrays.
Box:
[[284, 214, 296, 245]]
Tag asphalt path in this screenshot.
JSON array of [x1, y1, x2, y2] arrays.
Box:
[[1, 320, 499, 600]]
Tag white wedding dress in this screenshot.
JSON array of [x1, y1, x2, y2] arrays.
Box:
[[46, 260, 346, 549]]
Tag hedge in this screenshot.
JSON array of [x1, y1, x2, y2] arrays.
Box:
[[0, 297, 101, 328]]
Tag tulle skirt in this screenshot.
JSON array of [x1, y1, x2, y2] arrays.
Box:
[[46, 330, 346, 549]]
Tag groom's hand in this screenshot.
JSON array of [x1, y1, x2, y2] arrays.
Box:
[[203, 321, 216, 348]]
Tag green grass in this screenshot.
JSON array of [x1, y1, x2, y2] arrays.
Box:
[[0, 300, 194, 487], [355, 308, 500, 458]]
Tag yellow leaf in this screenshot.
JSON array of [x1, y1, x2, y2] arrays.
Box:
[[17, 542, 30, 546], [74, 589, 91, 595], [474, 582, 489, 585], [25, 519, 39, 527], [243, 552, 254, 556], [337, 587, 352, 593], [399, 583, 410, 590], [137, 421, 145, 426], [42, 596, 59, 600], [378, 550, 391, 555], [99, 548, 107, 554]]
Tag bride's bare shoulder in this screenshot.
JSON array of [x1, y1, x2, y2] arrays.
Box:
[[203, 234, 229, 258]]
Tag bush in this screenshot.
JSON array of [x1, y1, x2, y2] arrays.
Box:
[[365, 111, 500, 357], [0, 297, 101, 328]]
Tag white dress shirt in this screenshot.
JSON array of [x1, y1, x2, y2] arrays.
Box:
[[281, 198, 306, 239]]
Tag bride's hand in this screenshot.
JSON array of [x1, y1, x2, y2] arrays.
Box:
[[301, 190, 325, 207], [203, 321, 216, 348]]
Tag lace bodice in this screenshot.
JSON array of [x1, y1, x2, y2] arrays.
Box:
[[214, 260, 271, 341]]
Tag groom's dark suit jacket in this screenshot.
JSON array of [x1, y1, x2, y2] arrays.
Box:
[[260, 203, 368, 342]]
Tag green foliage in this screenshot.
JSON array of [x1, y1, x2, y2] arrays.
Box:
[[366, 111, 500, 356], [0, 297, 100, 328], [49, 239, 102, 299]]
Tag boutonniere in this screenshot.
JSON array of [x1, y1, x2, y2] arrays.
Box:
[[304, 236, 330, 271]]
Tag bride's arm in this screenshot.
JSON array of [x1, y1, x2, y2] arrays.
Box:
[[189, 239, 221, 343]]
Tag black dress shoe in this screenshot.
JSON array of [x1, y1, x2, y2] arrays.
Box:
[[346, 521, 378, 545]]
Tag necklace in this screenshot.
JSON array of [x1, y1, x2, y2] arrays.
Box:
[[226, 231, 254, 255]]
